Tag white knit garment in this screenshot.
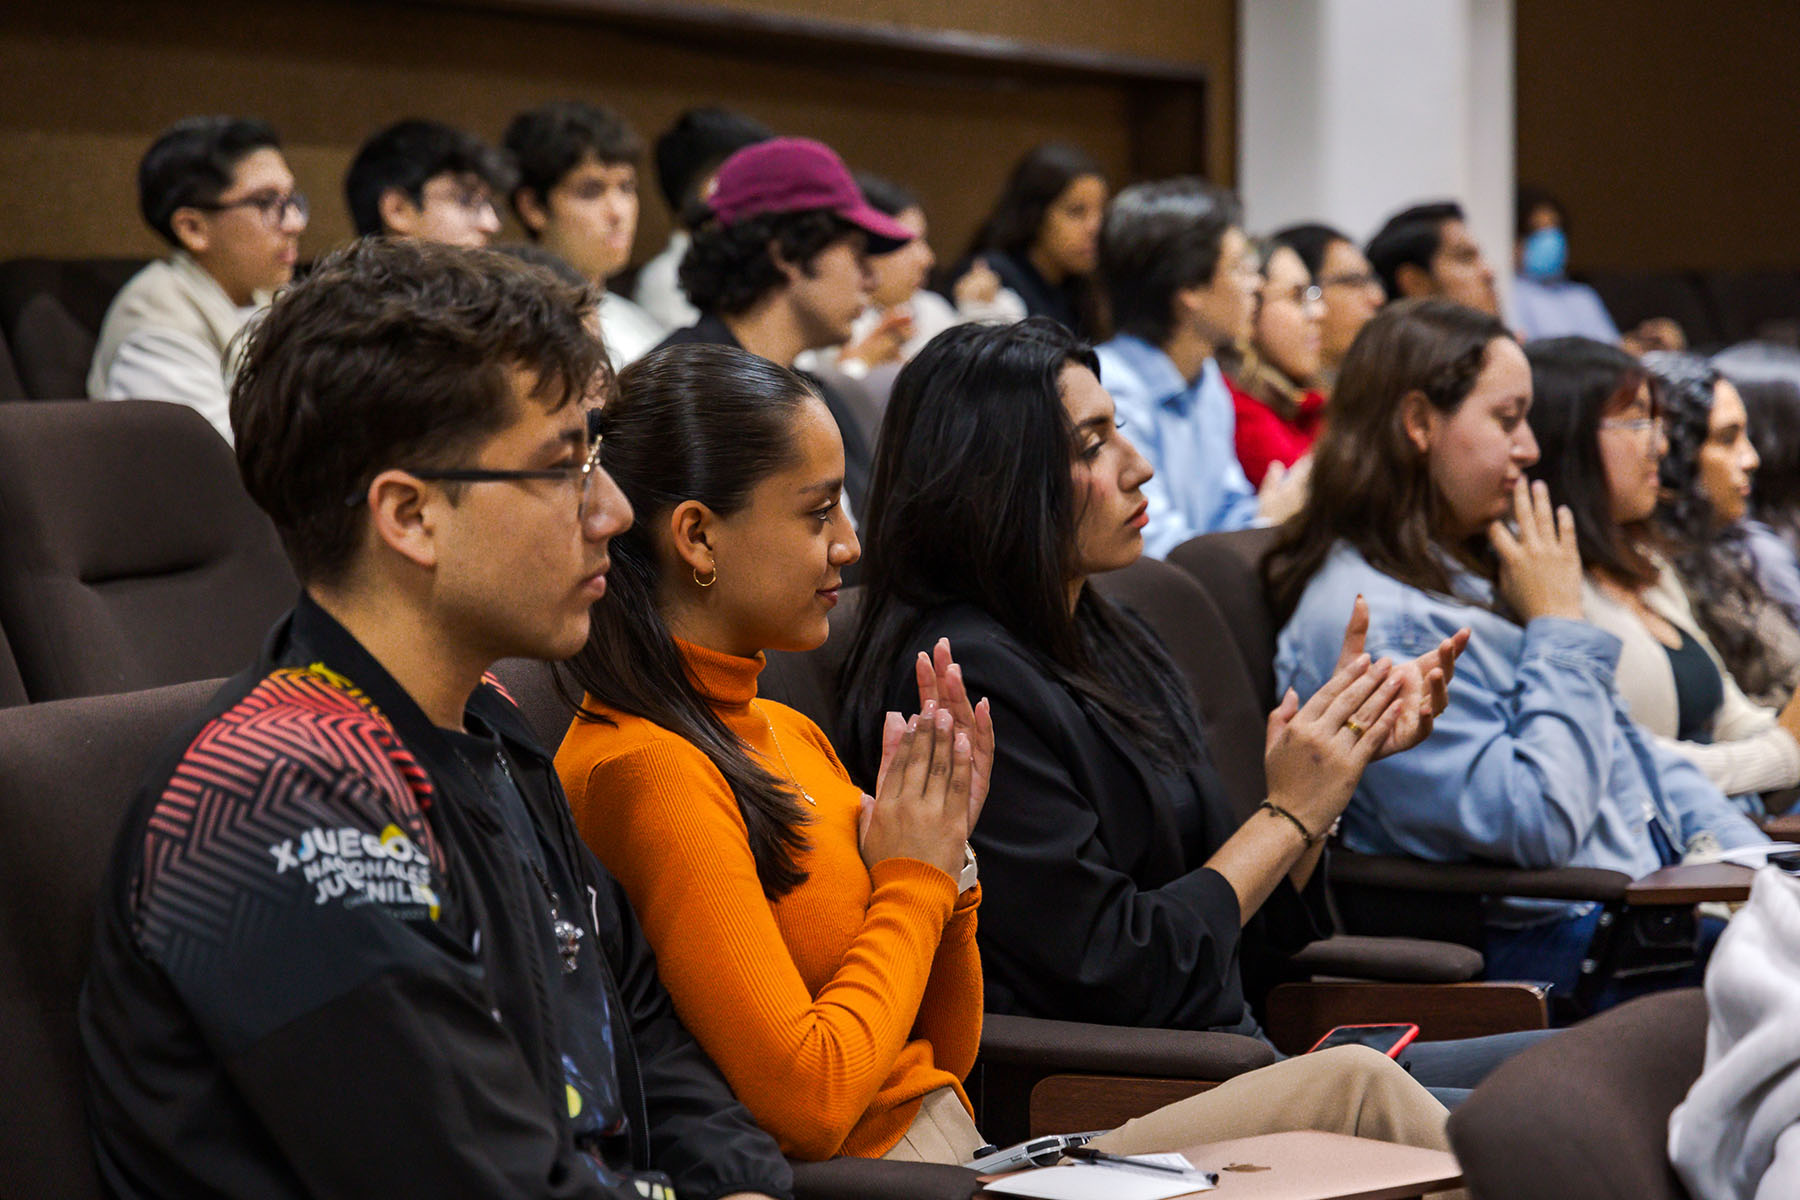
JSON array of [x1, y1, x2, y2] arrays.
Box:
[[1670, 867, 1800, 1200]]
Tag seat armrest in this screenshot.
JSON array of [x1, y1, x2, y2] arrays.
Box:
[[978, 1013, 1275, 1080], [1263, 981, 1550, 1055], [789, 1157, 980, 1200], [1332, 850, 1632, 902], [1287, 934, 1483, 983]]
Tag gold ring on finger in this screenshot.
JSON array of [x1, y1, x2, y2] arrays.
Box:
[[1345, 718, 1366, 737]]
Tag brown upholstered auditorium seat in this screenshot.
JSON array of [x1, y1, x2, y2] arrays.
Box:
[[0, 677, 223, 1200], [0, 400, 296, 701], [0, 257, 145, 399], [1448, 988, 1706, 1200]]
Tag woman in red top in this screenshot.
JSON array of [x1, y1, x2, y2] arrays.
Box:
[[1230, 239, 1329, 487]]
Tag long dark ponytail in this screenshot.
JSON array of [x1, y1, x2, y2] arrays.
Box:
[[558, 343, 816, 898]]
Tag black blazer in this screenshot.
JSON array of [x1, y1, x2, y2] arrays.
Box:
[[869, 603, 1326, 1032]]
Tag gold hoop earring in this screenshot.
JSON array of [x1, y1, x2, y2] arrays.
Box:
[[694, 564, 717, 589]]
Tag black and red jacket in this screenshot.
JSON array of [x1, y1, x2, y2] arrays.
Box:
[[80, 595, 793, 1200]]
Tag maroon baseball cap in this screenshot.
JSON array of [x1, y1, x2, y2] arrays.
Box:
[[703, 137, 915, 253]]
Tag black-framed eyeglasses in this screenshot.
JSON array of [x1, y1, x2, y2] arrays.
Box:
[[192, 189, 309, 230], [346, 408, 606, 519]]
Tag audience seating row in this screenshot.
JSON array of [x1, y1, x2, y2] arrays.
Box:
[[0, 400, 295, 707], [6, 256, 1800, 408], [0, 257, 146, 401]]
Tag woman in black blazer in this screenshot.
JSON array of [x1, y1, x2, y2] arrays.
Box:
[[839, 318, 1541, 1099]]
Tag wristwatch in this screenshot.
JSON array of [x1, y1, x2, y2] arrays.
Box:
[[957, 841, 979, 893]]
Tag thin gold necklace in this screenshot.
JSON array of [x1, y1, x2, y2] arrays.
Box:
[[753, 700, 817, 806]]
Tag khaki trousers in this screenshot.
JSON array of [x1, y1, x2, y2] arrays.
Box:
[[884, 1045, 1461, 1196]]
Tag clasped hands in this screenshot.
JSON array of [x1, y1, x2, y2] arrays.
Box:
[[859, 639, 995, 882]]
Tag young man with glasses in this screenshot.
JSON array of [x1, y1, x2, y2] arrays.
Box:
[[1094, 177, 1279, 558], [89, 115, 308, 443], [80, 238, 794, 1200], [345, 118, 512, 249]]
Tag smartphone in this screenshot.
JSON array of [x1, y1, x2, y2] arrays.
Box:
[[1306, 1022, 1421, 1058], [964, 1130, 1105, 1173]]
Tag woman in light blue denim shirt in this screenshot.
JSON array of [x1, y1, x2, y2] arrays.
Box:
[[1266, 299, 1766, 1001]]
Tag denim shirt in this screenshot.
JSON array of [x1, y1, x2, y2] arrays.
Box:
[[1095, 335, 1259, 557], [1274, 542, 1766, 927]]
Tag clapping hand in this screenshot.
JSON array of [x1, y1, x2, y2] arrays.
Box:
[[1330, 595, 1469, 759]]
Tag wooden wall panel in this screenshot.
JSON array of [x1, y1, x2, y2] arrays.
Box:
[[0, 0, 1231, 264], [1516, 0, 1800, 272]]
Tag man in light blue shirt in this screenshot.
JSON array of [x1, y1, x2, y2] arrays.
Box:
[[1094, 179, 1262, 558], [1511, 184, 1623, 344]]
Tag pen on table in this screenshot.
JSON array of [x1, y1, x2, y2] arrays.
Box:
[[1062, 1146, 1188, 1175]]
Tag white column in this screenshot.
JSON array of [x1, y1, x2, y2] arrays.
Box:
[[1238, 0, 1514, 307]]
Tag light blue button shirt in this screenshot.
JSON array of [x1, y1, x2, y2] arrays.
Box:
[[1275, 542, 1766, 926], [1095, 335, 1259, 558], [1510, 276, 1622, 343]]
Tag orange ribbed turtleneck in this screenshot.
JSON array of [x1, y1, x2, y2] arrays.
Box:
[[555, 638, 982, 1160]]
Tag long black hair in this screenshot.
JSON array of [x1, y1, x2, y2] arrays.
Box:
[[1714, 343, 1800, 552], [838, 317, 1204, 783], [1642, 351, 1765, 685], [557, 343, 817, 899], [960, 142, 1107, 335], [1523, 337, 1659, 587]]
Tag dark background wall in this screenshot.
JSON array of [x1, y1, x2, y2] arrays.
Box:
[[1515, 0, 1800, 272], [0, 0, 1234, 265]]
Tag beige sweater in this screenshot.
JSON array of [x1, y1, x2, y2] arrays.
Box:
[[1583, 562, 1800, 799]]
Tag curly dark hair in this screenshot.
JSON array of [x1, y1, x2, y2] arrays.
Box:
[[678, 209, 854, 316], [1643, 351, 1766, 682]]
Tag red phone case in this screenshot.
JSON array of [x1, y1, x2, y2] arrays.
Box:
[[1305, 1022, 1421, 1058]]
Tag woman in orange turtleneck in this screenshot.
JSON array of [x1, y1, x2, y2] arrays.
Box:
[[555, 342, 1455, 1166]]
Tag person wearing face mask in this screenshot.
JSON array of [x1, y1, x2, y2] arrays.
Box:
[[1226, 237, 1329, 488], [1269, 300, 1767, 1002], [1525, 338, 1800, 808], [1509, 185, 1622, 344]]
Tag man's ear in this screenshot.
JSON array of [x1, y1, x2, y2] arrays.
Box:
[[379, 188, 422, 238], [169, 208, 210, 256], [1394, 261, 1435, 300], [364, 469, 439, 570], [768, 239, 802, 286], [513, 188, 550, 238], [1400, 390, 1437, 456], [667, 499, 717, 576]]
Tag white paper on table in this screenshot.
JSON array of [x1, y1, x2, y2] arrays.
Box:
[[982, 1162, 1215, 1199]]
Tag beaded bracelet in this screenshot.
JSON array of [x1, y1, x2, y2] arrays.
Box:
[[1260, 800, 1321, 847]]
